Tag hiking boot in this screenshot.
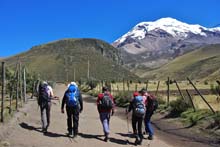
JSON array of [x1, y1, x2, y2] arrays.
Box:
[[104, 135, 109, 142], [147, 135, 153, 140], [74, 133, 78, 138], [134, 136, 139, 145], [68, 131, 74, 138], [74, 130, 78, 138], [42, 128, 47, 133], [104, 132, 109, 142]]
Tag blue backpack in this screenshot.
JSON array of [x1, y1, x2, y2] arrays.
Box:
[[133, 96, 146, 117], [66, 85, 79, 107]]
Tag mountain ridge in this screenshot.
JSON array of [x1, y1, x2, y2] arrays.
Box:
[[112, 17, 220, 69], [3, 38, 137, 82]]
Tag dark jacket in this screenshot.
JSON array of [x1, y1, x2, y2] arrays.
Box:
[[61, 89, 83, 111]]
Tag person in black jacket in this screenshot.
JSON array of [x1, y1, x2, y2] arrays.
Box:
[[61, 82, 83, 138], [126, 91, 145, 145]]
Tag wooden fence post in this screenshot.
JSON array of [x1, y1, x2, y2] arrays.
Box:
[[111, 83, 114, 96], [9, 82, 14, 114], [123, 78, 125, 94], [155, 81, 160, 96], [167, 77, 170, 106], [1, 62, 5, 122], [16, 69, 19, 111], [174, 80, 185, 100], [127, 81, 130, 92], [187, 77, 215, 114], [186, 89, 196, 112], [145, 80, 149, 91], [23, 67, 27, 103], [117, 84, 119, 92]]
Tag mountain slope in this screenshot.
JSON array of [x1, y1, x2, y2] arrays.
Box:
[[139, 44, 220, 80], [113, 17, 220, 69], [4, 38, 137, 81]]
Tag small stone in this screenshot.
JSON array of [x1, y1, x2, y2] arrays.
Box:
[[1, 141, 10, 147]]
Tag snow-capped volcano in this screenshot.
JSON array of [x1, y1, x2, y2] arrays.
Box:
[[112, 17, 220, 69], [115, 17, 220, 44]]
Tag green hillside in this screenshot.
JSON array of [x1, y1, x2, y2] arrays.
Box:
[[140, 44, 220, 80], [3, 38, 138, 82]]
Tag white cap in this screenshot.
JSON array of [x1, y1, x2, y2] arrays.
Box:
[[43, 81, 48, 85], [67, 81, 78, 88]]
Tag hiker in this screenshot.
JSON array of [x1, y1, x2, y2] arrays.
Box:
[[61, 82, 83, 138], [126, 91, 145, 145], [97, 86, 115, 142], [139, 89, 158, 140], [38, 81, 54, 133]]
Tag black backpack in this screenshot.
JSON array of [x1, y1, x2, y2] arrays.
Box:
[[99, 93, 113, 110], [147, 95, 158, 112], [38, 83, 50, 106]]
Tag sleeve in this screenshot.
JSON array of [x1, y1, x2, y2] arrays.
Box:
[[61, 91, 67, 109], [48, 86, 54, 97], [128, 99, 134, 112], [110, 94, 115, 110], [97, 94, 102, 105], [97, 94, 102, 112], [78, 90, 83, 111]]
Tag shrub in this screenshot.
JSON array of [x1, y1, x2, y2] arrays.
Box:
[[181, 109, 212, 126], [114, 91, 132, 107], [204, 80, 209, 85], [169, 98, 191, 117], [210, 83, 220, 95]]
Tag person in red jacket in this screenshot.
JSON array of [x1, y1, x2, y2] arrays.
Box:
[[97, 86, 115, 142]]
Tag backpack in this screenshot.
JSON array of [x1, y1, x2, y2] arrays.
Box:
[[99, 93, 113, 110], [66, 84, 79, 107], [38, 83, 50, 106], [147, 95, 158, 112], [133, 96, 146, 117]]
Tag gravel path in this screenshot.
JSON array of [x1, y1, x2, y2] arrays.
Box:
[[0, 84, 173, 147]]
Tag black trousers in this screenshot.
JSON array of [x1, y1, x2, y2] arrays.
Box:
[[132, 115, 143, 138], [66, 106, 80, 134]]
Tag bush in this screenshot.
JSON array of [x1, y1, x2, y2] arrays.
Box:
[[114, 91, 132, 107], [169, 98, 191, 117], [181, 109, 212, 126], [204, 80, 209, 85], [210, 84, 220, 95], [157, 96, 166, 105]]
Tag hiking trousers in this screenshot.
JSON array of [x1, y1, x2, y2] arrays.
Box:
[[132, 115, 143, 139], [40, 102, 51, 131], [99, 112, 111, 136], [66, 106, 80, 135], [145, 111, 154, 136]]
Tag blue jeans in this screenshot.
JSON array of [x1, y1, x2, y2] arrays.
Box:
[[145, 111, 153, 136], [99, 112, 110, 135]]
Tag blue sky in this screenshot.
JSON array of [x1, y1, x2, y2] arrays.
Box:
[[0, 0, 220, 57]]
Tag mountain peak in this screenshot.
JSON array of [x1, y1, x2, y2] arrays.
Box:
[[115, 17, 220, 44]]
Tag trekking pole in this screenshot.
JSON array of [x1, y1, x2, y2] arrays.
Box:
[[125, 107, 130, 144], [125, 107, 130, 133]]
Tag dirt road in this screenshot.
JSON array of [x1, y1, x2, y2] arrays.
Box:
[[0, 84, 173, 147]]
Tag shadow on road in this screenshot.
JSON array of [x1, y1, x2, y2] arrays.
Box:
[[115, 133, 136, 145], [78, 132, 103, 141], [19, 122, 41, 132], [19, 122, 67, 138]]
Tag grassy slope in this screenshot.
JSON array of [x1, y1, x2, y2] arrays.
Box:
[[140, 44, 220, 80], [3, 38, 137, 81]]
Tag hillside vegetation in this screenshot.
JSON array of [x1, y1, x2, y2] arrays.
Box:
[[140, 44, 220, 80], [3, 38, 137, 82]]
